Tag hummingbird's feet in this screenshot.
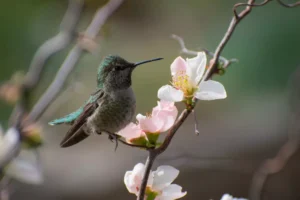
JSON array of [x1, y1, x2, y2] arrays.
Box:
[[106, 131, 120, 151]]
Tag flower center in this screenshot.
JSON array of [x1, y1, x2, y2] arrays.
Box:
[[146, 187, 159, 200], [172, 71, 196, 97]]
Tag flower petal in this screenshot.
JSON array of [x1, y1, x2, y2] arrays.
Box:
[[137, 114, 163, 133], [195, 80, 227, 100], [0, 128, 20, 165], [159, 184, 187, 200], [152, 100, 176, 115], [124, 171, 137, 194], [156, 112, 177, 132], [152, 165, 179, 191], [117, 122, 145, 141], [186, 52, 207, 85], [157, 85, 184, 102], [152, 100, 178, 132], [170, 57, 187, 76], [220, 194, 248, 200], [221, 194, 233, 200], [6, 150, 43, 185], [124, 163, 145, 194]]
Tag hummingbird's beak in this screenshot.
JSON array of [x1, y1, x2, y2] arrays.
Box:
[[134, 58, 163, 67]]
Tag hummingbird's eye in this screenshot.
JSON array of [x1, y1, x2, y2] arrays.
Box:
[[114, 65, 123, 71]]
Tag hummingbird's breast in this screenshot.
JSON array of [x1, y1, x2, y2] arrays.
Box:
[[87, 87, 136, 134]]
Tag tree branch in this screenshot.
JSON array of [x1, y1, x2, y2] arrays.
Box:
[[171, 34, 238, 69], [28, 0, 124, 122], [277, 0, 300, 7], [249, 66, 300, 200], [249, 137, 300, 200], [138, 151, 157, 199], [1, 0, 84, 170], [137, 0, 300, 199], [203, 0, 266, 80], [9, 0, 84, 126], [25, 0, 84, 90]]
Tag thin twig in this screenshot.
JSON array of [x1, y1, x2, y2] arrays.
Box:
[[28, 0, 124, 122], [138, 151, 157, 199], [203, 0, 263, 81], [25, 0, 84, 90], [171, 34, 237, 69], [277, 0, 300, 7], [249, 138, 300, 200], [233, 0, 271, 18], [9, 0, 84, 126], [249, 66, 300, 200]]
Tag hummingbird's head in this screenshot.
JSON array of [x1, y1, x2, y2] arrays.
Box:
[[97, 55, 163, 91]]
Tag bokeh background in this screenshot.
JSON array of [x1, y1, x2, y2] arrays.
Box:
[[0, 0, 300, 199]]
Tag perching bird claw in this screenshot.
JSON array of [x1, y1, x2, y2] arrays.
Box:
[[107, 131, 119, 151]]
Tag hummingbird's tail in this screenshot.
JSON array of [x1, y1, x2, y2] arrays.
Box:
[[60, 127, 89, 148]]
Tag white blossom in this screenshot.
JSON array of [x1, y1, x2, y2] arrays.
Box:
[[124, 163, 186, 200], [158, 52, 226, 102]]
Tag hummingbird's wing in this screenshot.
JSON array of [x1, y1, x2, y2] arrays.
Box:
[[59, 103, 96, 147], [58, 89, 105, 148], [49, 89, 104, 126], [48, 107, 84, 125]]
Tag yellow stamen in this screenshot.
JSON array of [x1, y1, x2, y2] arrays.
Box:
[[171, 71, 197, 97]]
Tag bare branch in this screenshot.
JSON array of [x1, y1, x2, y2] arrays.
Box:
[[233, 0, 271, 18], [249, 138, 300, 200], [9, 0, 84, 126], [171, 34, 198, 56], [171, 34, 238, 69], [1, 0, 84, 170], [203, 0, 273, 80], [28, 0, 124, 122], [137, 151, 157, 200], [249, 66, 300, 200], [277, 0, 300, 7], [24, 0, 84, 90]]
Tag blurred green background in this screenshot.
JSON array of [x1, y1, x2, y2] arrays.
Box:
[[0, 0, 300, 199]]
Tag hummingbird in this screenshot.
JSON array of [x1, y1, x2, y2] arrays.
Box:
[[49, 55, 163, 148]]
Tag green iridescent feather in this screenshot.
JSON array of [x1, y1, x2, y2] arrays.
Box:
[[48, 94, 99, 125]]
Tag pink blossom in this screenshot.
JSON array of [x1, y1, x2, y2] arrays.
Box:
[[117, 100, 178, 144], [117, 122, 146, 143], [137, 100, 178, 134]]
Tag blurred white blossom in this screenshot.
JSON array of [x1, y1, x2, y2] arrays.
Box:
[[0, 127, 43, 184], [124, 163, 186, 200], [0, 127, 20, 165], [220, 194, 248, 200]]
